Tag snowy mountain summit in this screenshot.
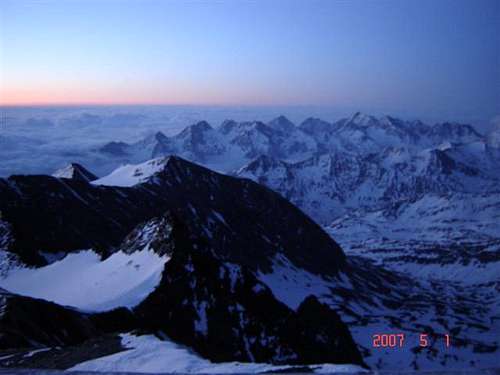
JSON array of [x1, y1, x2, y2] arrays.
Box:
[[52, 162, 98, 182]]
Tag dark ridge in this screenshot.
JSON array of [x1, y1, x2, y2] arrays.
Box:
[[0, 156, 346, 276], [134, 213, 364, 366], [0, 212, 363, 368]]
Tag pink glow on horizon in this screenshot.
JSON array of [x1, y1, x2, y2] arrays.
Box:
[[0, 84, 319, 106], [0, 85, 219, 106]]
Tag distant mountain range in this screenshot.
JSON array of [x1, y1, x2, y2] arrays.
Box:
[[97, 112, 500, 228], [0, 113, 498, 371], [98, 112, 491, 170]]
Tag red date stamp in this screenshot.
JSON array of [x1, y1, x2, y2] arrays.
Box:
[[372, 333, 450, 348]]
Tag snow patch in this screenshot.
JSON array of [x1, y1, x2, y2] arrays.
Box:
[[70, 333, 366, 373], [257, 254, 333, 309], [93, 157, 170, 187], [0, 249, 169, 312]]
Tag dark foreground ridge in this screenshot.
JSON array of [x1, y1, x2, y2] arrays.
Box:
[[0, 155, 345, 276], [0, 212, 365, 369], [134, 213, 363, 365]]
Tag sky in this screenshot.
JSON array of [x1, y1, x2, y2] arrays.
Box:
[[0, 0, 499, 124]]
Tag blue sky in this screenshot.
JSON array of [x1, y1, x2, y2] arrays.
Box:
[[0, 0, 499, 123]]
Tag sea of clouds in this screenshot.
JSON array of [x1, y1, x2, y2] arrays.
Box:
[[0, 105, 352, 177]]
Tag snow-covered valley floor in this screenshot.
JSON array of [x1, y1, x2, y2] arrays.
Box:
[[321, 226, 500, 371]]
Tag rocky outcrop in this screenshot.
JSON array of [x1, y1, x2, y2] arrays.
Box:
[[0, 289, 97, 349], [134, 214, 364, 366]]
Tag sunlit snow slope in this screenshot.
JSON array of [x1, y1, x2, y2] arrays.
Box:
[[0, 249, 168, 311]]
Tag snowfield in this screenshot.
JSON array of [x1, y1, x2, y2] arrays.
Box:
[[69, 333, 367, 374], [0, 249, 169, 312], [92, 157, 172, 187]]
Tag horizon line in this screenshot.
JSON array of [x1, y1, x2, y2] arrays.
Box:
[[0, 102, 345, 108]]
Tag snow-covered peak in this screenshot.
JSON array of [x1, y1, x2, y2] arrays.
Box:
[[219, 119, 238, 135], [379, 115, 408, 130], [245, 120, 272, 133], [267, 115, 295, 133], [154, 131, 168, 142], [179, 121, 213, 137], [93, 156, 173, 187], [346, 112, 378, 127], [52, 163, 98, 183], [95, 113, 487, 179]]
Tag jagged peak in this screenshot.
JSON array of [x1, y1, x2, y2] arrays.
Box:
[[119, 210, 198, 257], [52, 163, 98, 183], [379, 115, 407, 127], [345, 112, 379, 127], [93, 155, 218, 188], [269, 115, 294, 125], [93, 156, 173, 187], [350, 111, 372, 121], [221, 119, 237, 127], [419, 147, 473, 176], [160, 154, 212, 174], [237, 121, 275, 137], [178, 121, 214, 138], [191, 120, 213, 131], [271, 114, 290, 122], [219, 119, 238, 134], [154, 131, 168, 142], [148, 155, 209, 176], [268, 115, 296, 133]]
